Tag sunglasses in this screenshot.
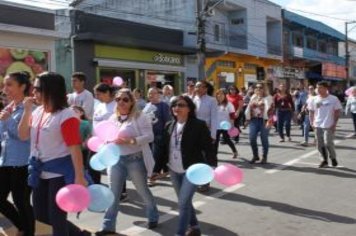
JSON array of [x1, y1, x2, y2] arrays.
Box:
[[172, 103, 188, 108], [115, 97, 130, 103]]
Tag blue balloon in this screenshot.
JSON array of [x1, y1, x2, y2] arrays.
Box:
[[87, 184, 115, 212], [89, 154, 106, 171], [220, 121, 232, 130], [186, 163, 214, 185], [97, 143, 120, 167]]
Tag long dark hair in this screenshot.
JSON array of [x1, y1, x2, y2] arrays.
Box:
[[215, 88, 228, 106], [37, 72, 68, 112], [8, 71, 31, 96], [170, 95, 196, 120]]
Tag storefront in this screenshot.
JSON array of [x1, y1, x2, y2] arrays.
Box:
[[271, 66, 306, 89], [72, 11, 194, 94], [205, 53, 281, 90], [93, 45, 185, 94]]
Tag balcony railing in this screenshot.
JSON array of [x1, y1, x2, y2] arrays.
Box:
[[289, 47, 345, 65]]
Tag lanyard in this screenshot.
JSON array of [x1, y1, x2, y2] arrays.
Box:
[[35, 111, 50, 151], [174, 123, 184, 148]]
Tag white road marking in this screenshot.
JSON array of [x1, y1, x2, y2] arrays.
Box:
[[120, 184, 245, 235], [265, 140, 342, 174]]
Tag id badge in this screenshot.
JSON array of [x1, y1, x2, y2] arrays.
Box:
[[173, 150, 180, 160]]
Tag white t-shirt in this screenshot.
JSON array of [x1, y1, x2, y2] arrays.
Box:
[[308, 94, 342, 128], [30, 107, 79, 179], [67, 89, 94, 119], [168, 122, 185, 173], [93, 100, 116, 127], [217, 102, 235, 128]]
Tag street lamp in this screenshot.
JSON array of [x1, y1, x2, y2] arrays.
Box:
[[345, 20, 356, 87]]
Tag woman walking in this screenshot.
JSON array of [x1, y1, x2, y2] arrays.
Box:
[[345, 86, 356, 136], [97, 88, 159, 235], [18, 72, 90, 236], [245, 83, 273, 164], [0, 71, 35, 236], [215, 89, 238, 159], [274, 83, 294, 142], [158, 95, 214, 236]]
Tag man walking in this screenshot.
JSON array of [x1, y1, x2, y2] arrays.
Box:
[[308, 81, 342, 168]]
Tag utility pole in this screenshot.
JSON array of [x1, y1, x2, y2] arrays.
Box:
[[345, 21, 356, 87], [196, 0, 224, 80]]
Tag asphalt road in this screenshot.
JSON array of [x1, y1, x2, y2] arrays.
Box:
[[1, 117, 356, 236]]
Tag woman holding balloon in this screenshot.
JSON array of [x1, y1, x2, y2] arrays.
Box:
[[18, 72, 90, 236], [215, 89, 238, 159], [245, 83, 273, 164], [96, 88, 159, 235], [158, 95, 214, 236]]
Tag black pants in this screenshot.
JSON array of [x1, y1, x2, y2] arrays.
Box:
[[0, 166, 34, 236], [215, 129, 237, 155], [352, 113, 356, 132], [152, 135, 168, 174], [32, 177, 86, 236]]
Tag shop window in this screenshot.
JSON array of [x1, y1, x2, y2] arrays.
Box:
[[99, 68, 136, 89], [231, 18, 244, 25], [217, 60, 235, 68]]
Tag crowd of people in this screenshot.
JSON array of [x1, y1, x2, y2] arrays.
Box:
[[0, 70, 351, 236]]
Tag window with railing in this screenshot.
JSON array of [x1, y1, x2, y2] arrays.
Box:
[[292, 33, 303, 47], [306, 37, 317, 50], [318, 41, 327, 53], [214, 24, 220, 42]]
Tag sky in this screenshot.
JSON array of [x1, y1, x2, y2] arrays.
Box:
[[2, 0, 356, 39]]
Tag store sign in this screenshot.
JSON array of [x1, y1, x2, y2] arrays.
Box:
[[0, 47, 49, 81], [322, 63, 346, 79], [95, 45, 184, 66], [272, 66, 305, 79], [153, 53, 182, 65]]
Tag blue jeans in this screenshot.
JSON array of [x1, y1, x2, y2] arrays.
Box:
[[102, 152, 159, 231], [277, 110, 292, 140], [303, 115, 311, 143], [249, 118, 269, 158], [169, 170, 199, 236]]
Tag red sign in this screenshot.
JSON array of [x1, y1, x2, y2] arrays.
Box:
[[322, 63, 346, 79]]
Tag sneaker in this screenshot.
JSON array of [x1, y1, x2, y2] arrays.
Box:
[[232, 152, 238, 159], [197, 184, 210, 193], [279, 139, 285, 143], [185, 227, 202, 236], [260, 156, 267, 164], [300, 141, 308, 147], [157, 172, 169, 179], [318, 161, 328, 168], [288, 137, 292, 142], [120, 193, 129, 202], [331, 159, 338, 167], [147, 221, 158, 229], [147, 178, 156, 187], [95, 230, 116, 236], [249, 156, 260, 164]]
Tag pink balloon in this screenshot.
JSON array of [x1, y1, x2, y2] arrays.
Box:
[[345, 87, 353, 96], [214, 164, 243, 186], [94, 120, 120, 142], [113, 76, 123, 86], [87, 136, 104, 152], [272, 115, 277, 122], [228, 127, 239, 137], [56, 184, 91, 213]]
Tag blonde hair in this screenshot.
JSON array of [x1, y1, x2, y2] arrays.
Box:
[[115, 88, 140, 119]]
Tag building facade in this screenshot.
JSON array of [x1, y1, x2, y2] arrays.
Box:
[[70, 0, 283, 91], [0, 1, 69, 83], [280, 10, 346, 91]]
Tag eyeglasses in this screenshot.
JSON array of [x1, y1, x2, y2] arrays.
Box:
[[172, 103, 188, 108], [256, 86, 263, 89], [115, 97, 130, 103]]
